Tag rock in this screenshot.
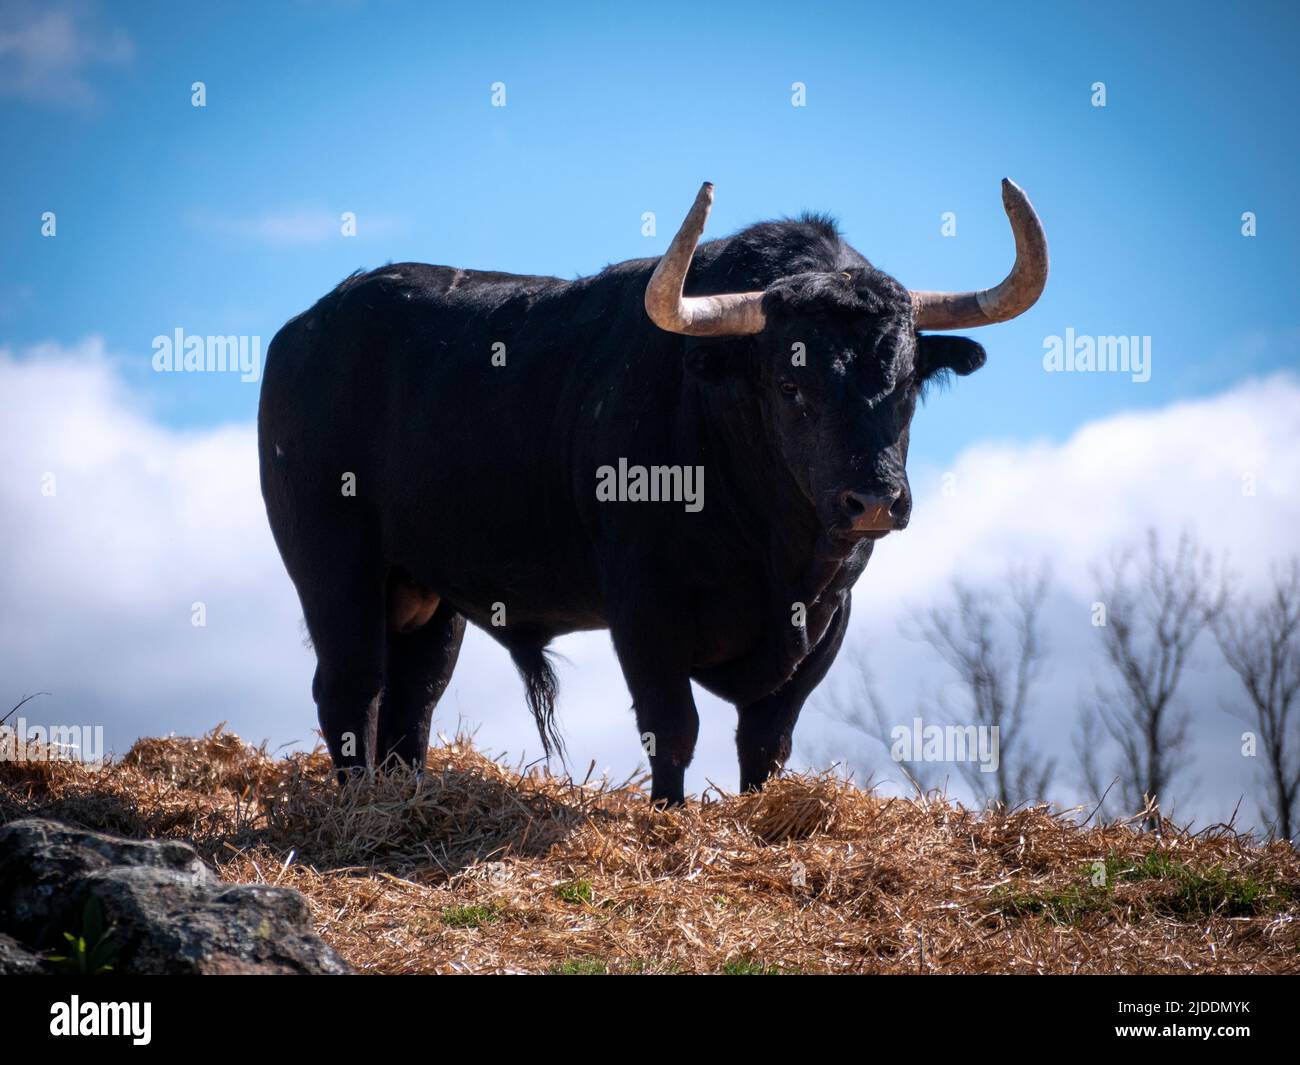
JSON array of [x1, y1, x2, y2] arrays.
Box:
[[0, 819, 350, 975], [0, 818, 212, 944], [0, 932, 46, 975]]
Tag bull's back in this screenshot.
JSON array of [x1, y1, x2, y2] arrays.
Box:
[[259, 263, 608, 626], [262, 262, 570, 476]]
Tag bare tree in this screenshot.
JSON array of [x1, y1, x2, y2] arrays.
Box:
[[824, 650, 944, 796], [910, 565, 1054, 806], [827, 567, 1055, 804], [1081, 529, 1225, 821], [1213, 559, 1300, 843]]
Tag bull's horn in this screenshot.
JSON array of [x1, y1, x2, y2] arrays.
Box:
[[645, 182, 767, 337], [910, 178, 1048, 331]]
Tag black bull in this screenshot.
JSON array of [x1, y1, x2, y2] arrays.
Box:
[[258, 181, 1048, 804]]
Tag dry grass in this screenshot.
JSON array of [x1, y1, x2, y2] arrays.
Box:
[[2, 724, 1297, 974]]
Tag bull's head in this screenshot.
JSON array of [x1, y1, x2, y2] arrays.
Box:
[[644, 181, 1047, 546]]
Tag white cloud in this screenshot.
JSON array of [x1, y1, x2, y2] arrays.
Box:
[[0, 1, 132, 109], [811, 374, 1300, 826], [872, 374, 1300, 602], [2, 340, 1297, 831]]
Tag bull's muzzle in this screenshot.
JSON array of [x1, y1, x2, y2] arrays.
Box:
[[835, 489, 909, 537]]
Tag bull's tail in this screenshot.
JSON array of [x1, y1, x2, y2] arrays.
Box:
[[508, 644, 565, 764]]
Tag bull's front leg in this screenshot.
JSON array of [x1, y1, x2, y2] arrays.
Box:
[[736, 592, 851, 792], [607, 592, 699, 807]]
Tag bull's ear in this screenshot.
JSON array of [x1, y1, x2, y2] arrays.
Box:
[[683, 338, 746, 383], [917, 334, 986, 378]]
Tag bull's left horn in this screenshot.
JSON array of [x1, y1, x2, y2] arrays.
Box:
[[645, 183, 768, 337], [910, 178, 1048, 331]]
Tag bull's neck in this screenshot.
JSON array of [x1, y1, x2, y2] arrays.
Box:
[[689, 373, 824, 579], [684, 373, 857, 697]]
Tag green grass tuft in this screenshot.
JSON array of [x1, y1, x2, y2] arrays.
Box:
[[549, 957, 607, 975], [555, 878, 594, 905], [993, 849, 1293, 926], [440, 903, 502, 929]]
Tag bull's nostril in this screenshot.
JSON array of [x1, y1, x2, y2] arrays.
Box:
[[839, 491, 866, 517], [837, 488, 907, 530]]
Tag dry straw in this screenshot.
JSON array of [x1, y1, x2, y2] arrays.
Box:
[[2, 725, 1297, 974]]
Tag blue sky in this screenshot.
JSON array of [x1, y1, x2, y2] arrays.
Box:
[[4, 0, 1297, 465], [3, 1, 1299, 829]]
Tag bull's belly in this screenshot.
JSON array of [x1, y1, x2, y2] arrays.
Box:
[[392, 579, 606, 639], [387, 532, 606, 637], [387, 516, 778, 676], [391, 568, 764, 666], [689, 588, 766, 668]]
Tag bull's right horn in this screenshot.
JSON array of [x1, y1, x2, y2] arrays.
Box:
[[644, 183, 768, 337]]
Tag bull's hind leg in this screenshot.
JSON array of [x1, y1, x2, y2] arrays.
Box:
[[736, 595, 850, 792], [296, 527, 387, 779], [378, 600, 466, 768]]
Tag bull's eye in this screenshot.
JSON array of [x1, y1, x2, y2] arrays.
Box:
[[779, 380, 799, 399]]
